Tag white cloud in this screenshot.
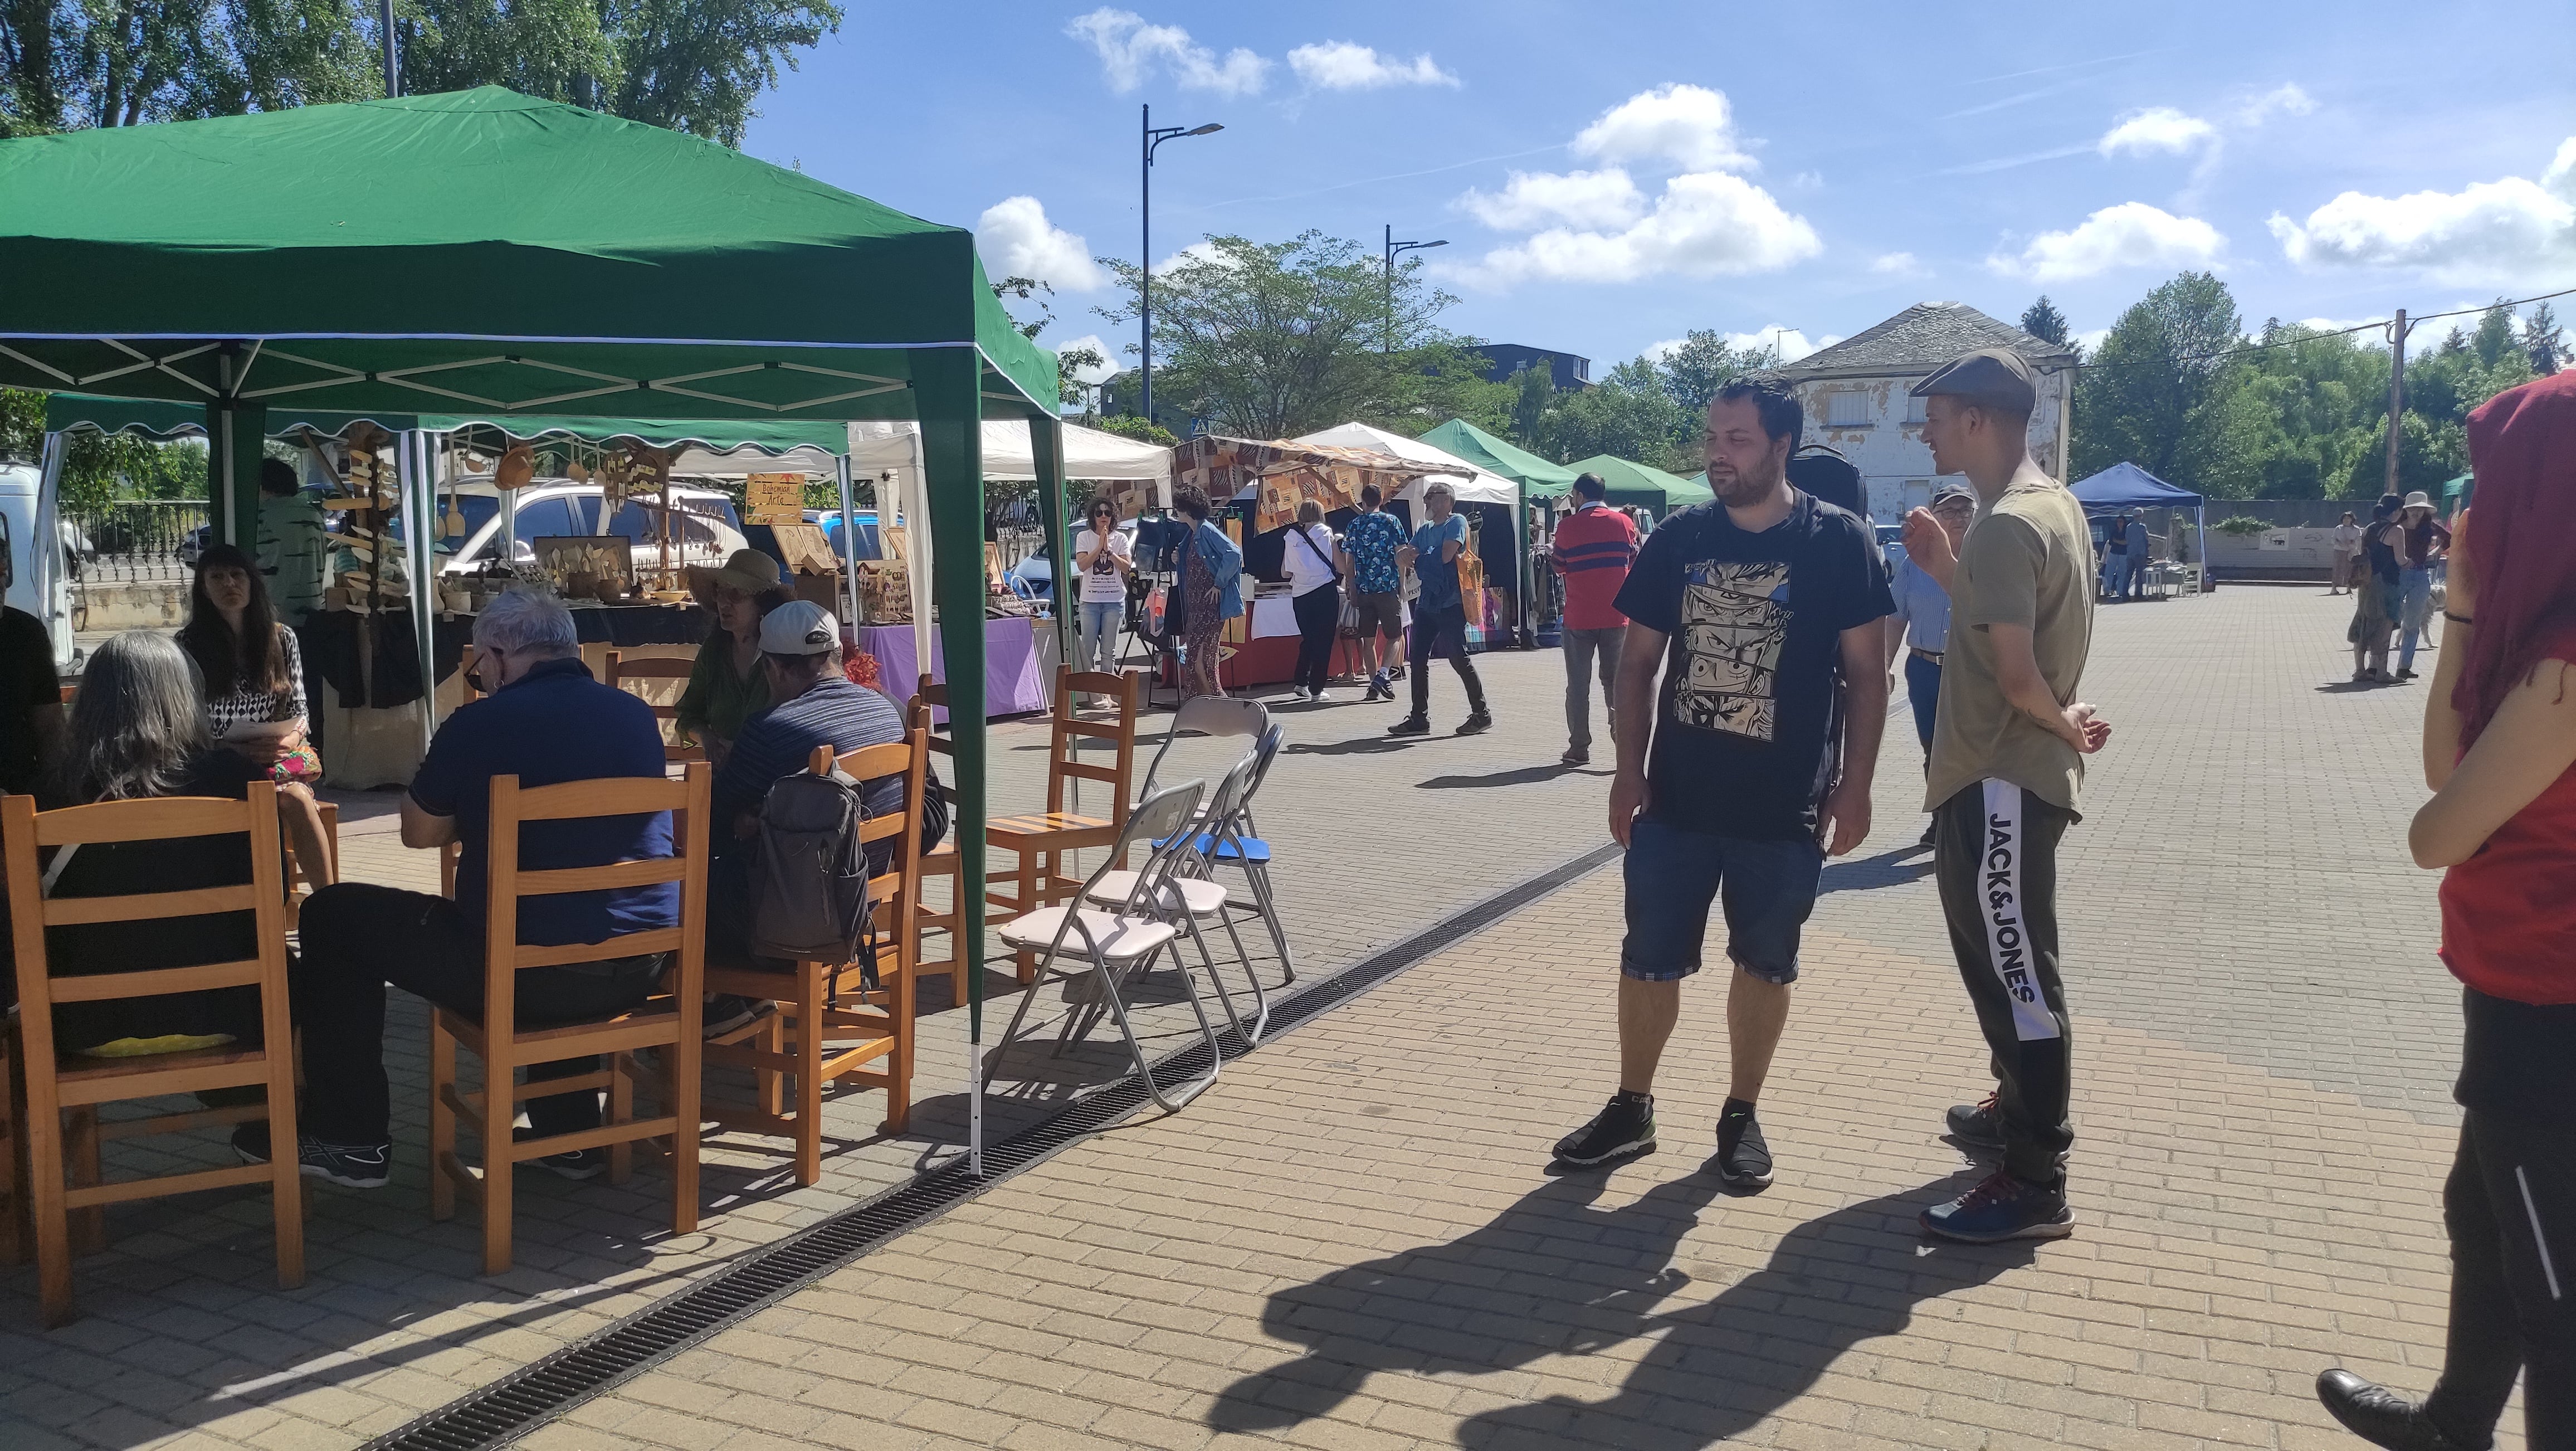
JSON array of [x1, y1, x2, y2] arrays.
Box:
[[1065, 8, 1269, 96], [2074, 327, 2111, 356], [977, 196, 1103, 291], [2098, 106, 2219, 158], [2296, 315, 2388, 334], [1573, 83, 1754, 173], [1458, 169, 1646, 231], [1989, 202, 2226, 282], [1870, 251, 1927, 277], [1458, 170, 1820, 288], [1050, 333, 1121, 385], [1286, 41, 1456, 90], [2237, 83, 2316, 126], [1726, 325, 1838, 364], [2269, 137, 2576, 286], [1638, 337, 1687, 364], [1154, 239, 1233, 274]]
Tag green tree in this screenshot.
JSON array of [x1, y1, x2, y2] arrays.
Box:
[[1536, 358, 1697, 474], [2071, 271, 2247, 492], [2019, 296, 2074, 352], [1092, 231, 1501, 440], [1651, 330, 1775, 420], [596, 0, 838, 147], [2521, 301, 2563, 376]]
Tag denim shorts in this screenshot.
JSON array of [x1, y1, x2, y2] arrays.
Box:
[[1620, 816, 1826, 984]]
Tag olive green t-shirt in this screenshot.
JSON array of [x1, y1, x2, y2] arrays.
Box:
[[1925, 470, 2096, 815]]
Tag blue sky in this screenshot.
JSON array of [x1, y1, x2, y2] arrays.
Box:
[[743, 2, 2576, 381]]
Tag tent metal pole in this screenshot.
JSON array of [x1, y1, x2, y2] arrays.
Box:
[[919, 349, 989, 1176], [35, 432, 67, 664], [399, 430, 437, 756], [835, 454, 861, 631], [1032, 417, 1075, 685]]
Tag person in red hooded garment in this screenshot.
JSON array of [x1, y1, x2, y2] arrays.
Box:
[[2316, 368, 2576, 1450]]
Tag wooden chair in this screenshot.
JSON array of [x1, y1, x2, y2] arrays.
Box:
[[426, 765, 710, 1277], [284, 800, 338, 929], [985, 666, 1143, 983], [702, 726, 927, 1185], [0, 786, 304, 1327], [905, 676, 966, 1003], [604, 651, 706, 765]]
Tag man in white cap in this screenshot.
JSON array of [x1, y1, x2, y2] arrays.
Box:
[[702, 601, 946, 971], [2393, 490, 2453, 681]]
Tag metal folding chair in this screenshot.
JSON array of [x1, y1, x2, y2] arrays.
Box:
[[1192, 724, 1294, 985], [984, 781, 1220, 1113], [1082, 752, 1267, 1046], [1138, 694, 1270, 800]]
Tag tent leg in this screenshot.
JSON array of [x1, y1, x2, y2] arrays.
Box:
[[1032, 419, 1075, 683], [836, 456, 862, 631], [918, 350, 989, 1175]]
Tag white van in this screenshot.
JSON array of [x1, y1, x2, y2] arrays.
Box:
[[0, 460, 74, 669], [370, 479, 750, 576]]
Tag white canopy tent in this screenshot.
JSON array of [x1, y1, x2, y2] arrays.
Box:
[[847, 418, 1170, 489], [1290, 421, 1517, 507]]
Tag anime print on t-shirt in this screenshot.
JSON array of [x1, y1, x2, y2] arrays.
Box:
[[1676, 559, 1791, 741]]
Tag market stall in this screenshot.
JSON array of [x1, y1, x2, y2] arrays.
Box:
[[1294, 421, 1528, 649], [1, 86, 1067, 1164], [1416, 418, 1584, 640]]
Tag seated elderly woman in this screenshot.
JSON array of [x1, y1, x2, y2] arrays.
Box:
[[32, 631, 274, 1057], [177, 542, 335, 886], [675, 548, 794, 765]]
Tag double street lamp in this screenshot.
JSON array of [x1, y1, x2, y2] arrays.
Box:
[[1140, 105, 1222, 429], [1383, 226, 1446, 354]]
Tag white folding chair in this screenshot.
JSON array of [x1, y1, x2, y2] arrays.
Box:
[[1192, 723, 1294, 985], [1138, 694, 1270, 801], [984, 781, 1222, 1112], [1084, 752, 1268, 1046]]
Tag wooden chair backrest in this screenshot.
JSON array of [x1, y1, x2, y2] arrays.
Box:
[[909, 673, 955, 762], [805, 728, 928, 957], [479, 764, 711, 1045], [1047, 664, 1140, 824], [603, 650, 705, 763], [2, 786, 293, 1073]]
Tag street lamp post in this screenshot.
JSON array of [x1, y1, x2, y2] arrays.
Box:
[[1382, 225, 1447, 354], [1140, 105, 1222, 431]]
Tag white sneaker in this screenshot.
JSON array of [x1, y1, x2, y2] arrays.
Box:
[[1311, 689, 1334, 703]]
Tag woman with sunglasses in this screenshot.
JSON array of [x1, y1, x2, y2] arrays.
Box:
[[177, 543, 335, 885], [2316, 369, 2576, 1450], [1071, 498, 1134, 693]]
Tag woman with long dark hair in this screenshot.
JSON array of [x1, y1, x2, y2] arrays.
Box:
[[1172, 485, 1242, 701], [1072, 497, 1134, 686], [2316, 370, 2576, 1450], [176, 544, 334, 884], [676, 548, 792, 765], [37, 632, 272, 1054]]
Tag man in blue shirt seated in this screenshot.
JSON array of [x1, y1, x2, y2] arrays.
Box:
[[271, 591, 680, 1188], [1884, 483, 1975, 847], [1387, 480, 1493, 737], [702, 601, 947, 971]]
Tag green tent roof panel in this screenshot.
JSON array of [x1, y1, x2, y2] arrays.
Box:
[[1417, 418, 1579, 488], [0, 87, 1055, 418], [1567, 453, 1710, 510]]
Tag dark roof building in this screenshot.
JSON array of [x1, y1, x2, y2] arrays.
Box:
[[1476, 343, 1590, 391], [1779, 301, 2076, 381]]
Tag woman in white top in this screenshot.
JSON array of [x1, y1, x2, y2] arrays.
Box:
[[1071, 498, 1134, 683], [175, 543, 336, 884], [2329, 511, 2362, 596], [1284, 499, 1342, 702]]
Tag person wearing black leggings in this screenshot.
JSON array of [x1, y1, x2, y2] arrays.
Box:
[[1284, 499, 1343, 703]]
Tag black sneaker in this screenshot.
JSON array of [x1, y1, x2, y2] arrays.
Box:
[[1387, 715, 1431, 737], [1715, 1101, 1773, 1189], [704, 993, 772, 1039], [1945, 1092, 2007, 1149], [1560, 746, 1589, 766], [1920, 1169, 2073, 1242], [237, 1126, 392, 1190], [1553, 1093, 1656, 1167], [1918, 821, 1937, 848], [514, 1129, 607, 1181], [2314, 1369, 2481, 1451], [1457, 710, 1494, 736], [2394, 669, 2419, 681]]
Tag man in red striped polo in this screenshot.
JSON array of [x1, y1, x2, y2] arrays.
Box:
[[1551, 472, 1641, 765]]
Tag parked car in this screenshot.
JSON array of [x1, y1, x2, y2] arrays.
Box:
[[1876, 520, 1907, 574], [1, 460, 76, 666], [365, 480, 750, 576], [800, 508, 883, 562]]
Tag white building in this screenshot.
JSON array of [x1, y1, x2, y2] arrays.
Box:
[[1777, 303, 2077, 522]]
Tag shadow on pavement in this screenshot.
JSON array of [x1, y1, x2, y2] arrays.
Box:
[[1417, 763, 1603, 790], [1211, 1170, 2024, 1448], [1817, 843, 1934, 895]]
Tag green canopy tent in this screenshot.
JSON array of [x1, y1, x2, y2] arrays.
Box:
[[1569, 454, 1710, 513], [2442, 473, 2473, 514], [1415, 419, 1580, 490], [2, 87, 1070, 1171]]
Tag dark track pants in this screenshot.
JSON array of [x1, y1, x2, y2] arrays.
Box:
[[1934, 780, 2075, 1191], [1291, 585, 1339, 694], [2424, 1112, 2576, 1449], [1407, 603, 1486, 719]]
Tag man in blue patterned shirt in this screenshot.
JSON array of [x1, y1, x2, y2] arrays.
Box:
[[1337, 483, 1410, 701]]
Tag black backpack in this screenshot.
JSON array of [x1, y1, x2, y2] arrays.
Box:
[[749, 766, 877, 985]]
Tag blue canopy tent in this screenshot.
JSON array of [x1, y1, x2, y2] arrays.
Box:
[[2071, 461, 2206, 575]]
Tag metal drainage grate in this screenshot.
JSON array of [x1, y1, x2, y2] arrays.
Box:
[[362, 840, 1623, 1451]]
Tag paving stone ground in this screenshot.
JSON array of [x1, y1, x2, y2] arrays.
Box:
[[2, 584, 2499, 1450]]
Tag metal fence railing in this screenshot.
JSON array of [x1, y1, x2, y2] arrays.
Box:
[[64, 499, 208, 586]]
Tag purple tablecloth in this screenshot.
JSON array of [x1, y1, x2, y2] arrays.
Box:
[[854, 616, 1048, 720]]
